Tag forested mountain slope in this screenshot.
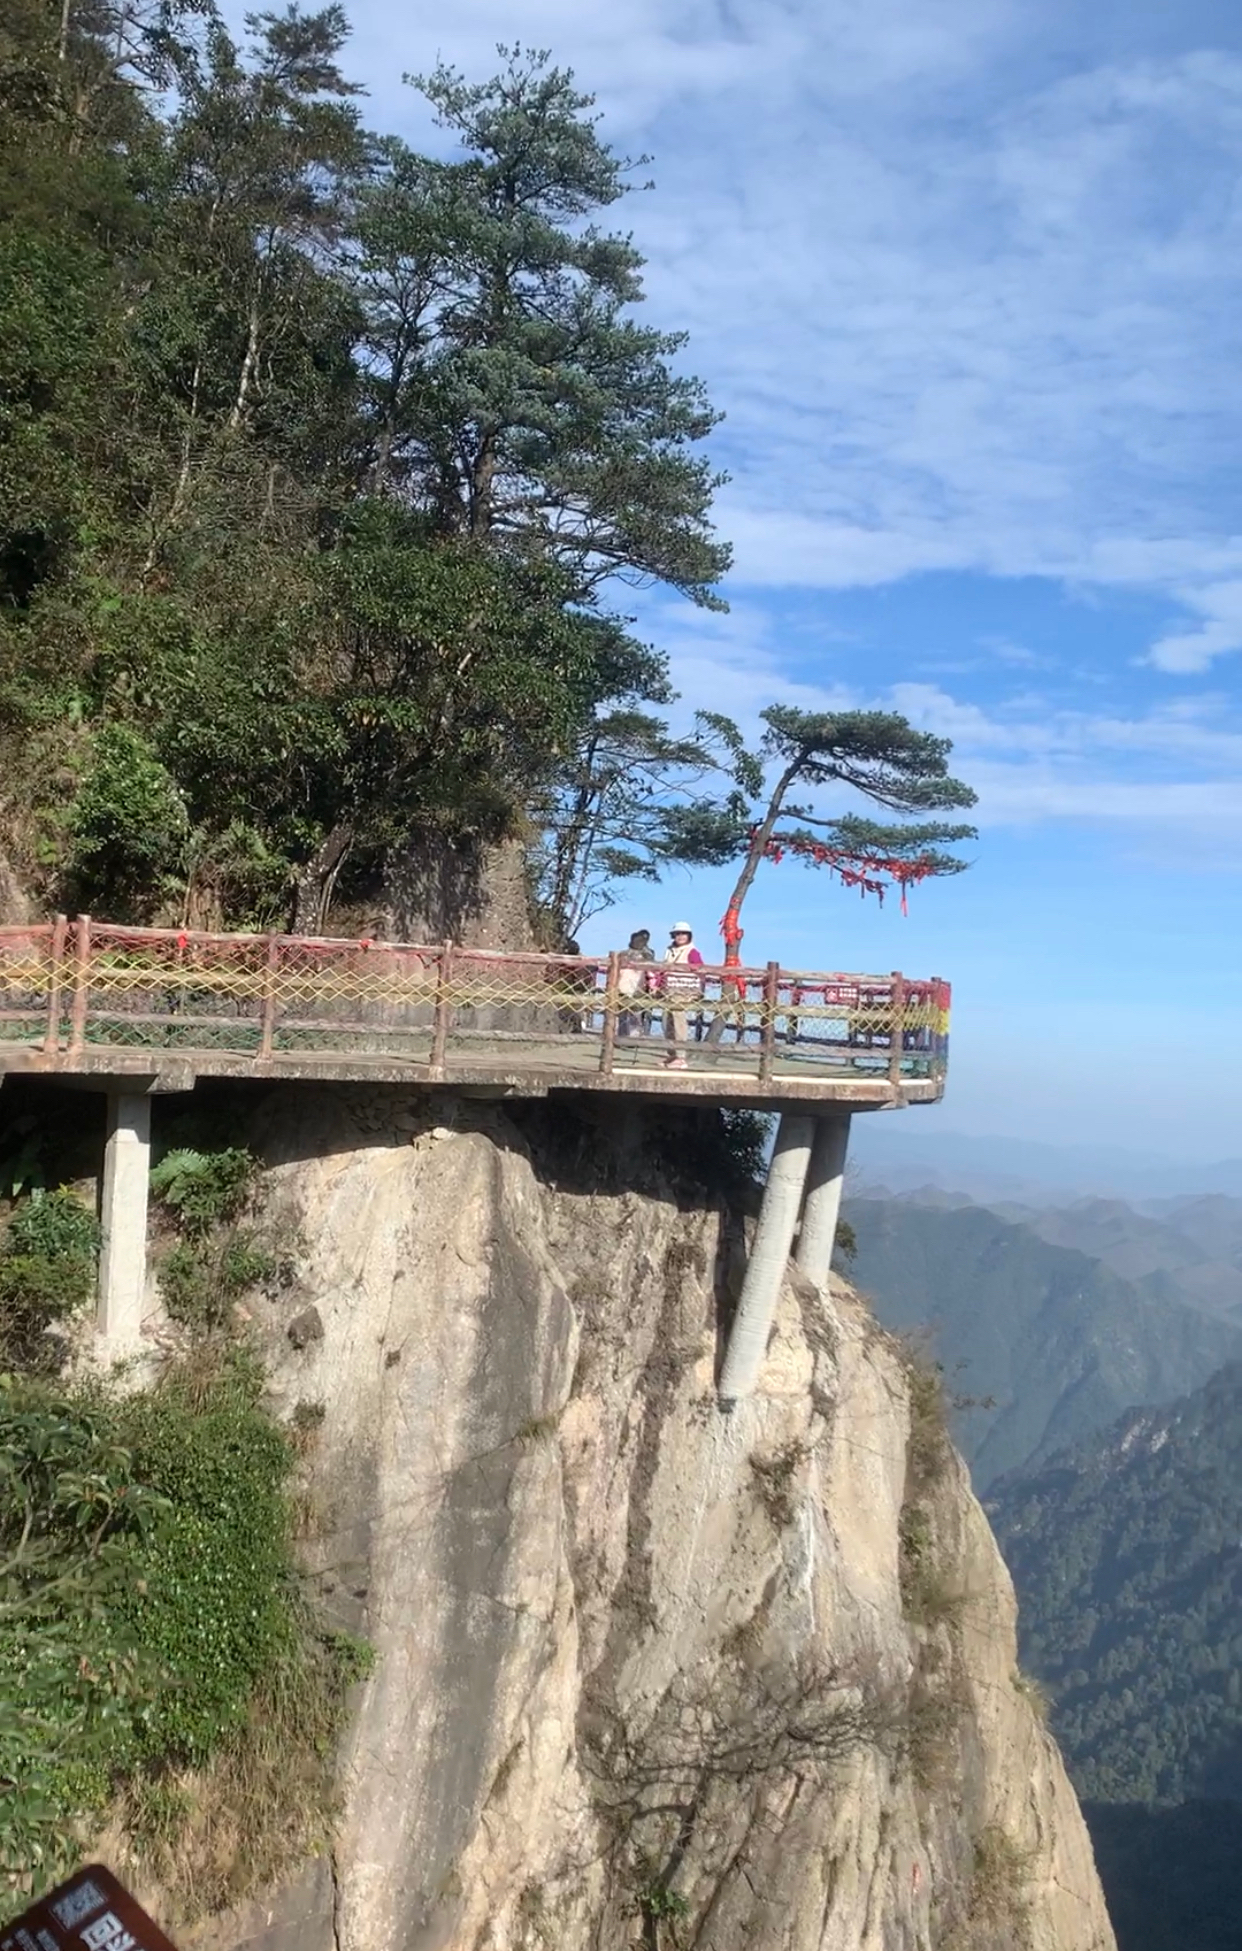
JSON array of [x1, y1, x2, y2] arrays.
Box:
[[842, 1197, 1242, 1490], [989, 1362, 1242, 1807], [988, 1365, 1242, 1951]]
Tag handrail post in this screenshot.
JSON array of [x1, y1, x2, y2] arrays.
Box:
[[257, 933, 280, 1061], [67, 914, 92, 1057], [599, 951, 621, 1076], [934, 977, 950, 1076], [43, 913, 68, 1054], [888, 970, 906, 1087], [759, 961, 780, 1083], [430, 941, 454, 1077]]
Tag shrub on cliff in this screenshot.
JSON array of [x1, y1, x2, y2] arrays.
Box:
[[0, 1349, 366, 1901]]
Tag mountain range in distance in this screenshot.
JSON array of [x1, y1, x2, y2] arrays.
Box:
[[841, 1145, 1242, 1951], [866, 1184, 1242, 1326], [848, 1120, 1242, 1207], [842, 1194, 1240, 1482]]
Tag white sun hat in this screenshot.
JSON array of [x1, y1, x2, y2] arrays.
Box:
[[670, 921, 693, 934]]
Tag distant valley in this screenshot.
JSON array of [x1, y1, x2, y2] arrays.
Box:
[[989, 1366, 1242, 1951], [841, 1192, 1242, 1490], [840, 1172, 1242, 1951]]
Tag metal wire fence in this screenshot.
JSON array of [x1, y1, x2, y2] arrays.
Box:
[[0, 919, 950, 1084]]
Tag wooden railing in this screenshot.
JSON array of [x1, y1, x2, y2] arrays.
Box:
[[0, 919, 950, 1085]]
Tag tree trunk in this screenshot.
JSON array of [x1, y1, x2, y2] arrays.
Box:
[[0, 846, 32, 925], [469, 432, 496, 538], [292, 826, 354, 935], [721, 756, 802, 956], [228, 299, 262, 433], [706, 755, 802, 1043]]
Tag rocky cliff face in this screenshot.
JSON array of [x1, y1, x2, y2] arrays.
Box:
[[189, 1088, 1114, 1951], [0, 846, 31, 925]]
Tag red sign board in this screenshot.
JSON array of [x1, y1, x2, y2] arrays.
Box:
[[1, 1867, 179, 1951]]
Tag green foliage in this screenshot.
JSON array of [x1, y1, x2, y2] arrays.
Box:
[[220, 1233, 276, 1293], [948, 1826, 1033, 1949], [0, 8, 736, 932], [639, 1881, 690, 1921], [151, 1147, 258, 1239], [151, 1143, 272, 1330], [113, 1374, 293, 1763], [67, 725, 189, 919], [159, 1232, 275, 1332], [647, 1108, 772, 1198], [0, 6, 980, 936], [7, 1187, 100, 1263], [896, 1350, 967, 1629], [0, 1349, 367, 1896], [0, 1252, 93, 1333], [711, 705, 978, 953], [0, 1378, 168, 1882], [537, 706, 754, 939], [157, 1243, 217, 1331], [714, 1110, 773, 1189], [0, 1188, 99, 1357], [903, 1350, 952, 1495], [360, 49, 729, 604]]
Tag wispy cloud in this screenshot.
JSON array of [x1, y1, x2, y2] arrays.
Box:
[[648, 597, 1242, 846], [286, 0, 1242, 679]]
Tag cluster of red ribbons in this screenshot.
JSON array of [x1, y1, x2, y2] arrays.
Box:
[[717, 836, 942, 971], [759, 834, 941, 913]]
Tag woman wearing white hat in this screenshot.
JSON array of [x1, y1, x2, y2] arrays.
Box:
[[660, 922, 704, 1069]]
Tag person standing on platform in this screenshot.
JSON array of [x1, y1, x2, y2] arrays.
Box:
[[617, 928, 655, 1038], [660, 922, 703, 1069]]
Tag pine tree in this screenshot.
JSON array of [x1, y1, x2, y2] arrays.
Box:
[[355, 47, 730, 605]]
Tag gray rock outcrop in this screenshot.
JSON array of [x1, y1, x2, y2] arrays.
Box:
[[185, 1089, 1115, 1951]]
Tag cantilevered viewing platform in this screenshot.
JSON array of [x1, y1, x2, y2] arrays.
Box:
[[0, 918, 951, 1386], [0, 918, 950, 1111]]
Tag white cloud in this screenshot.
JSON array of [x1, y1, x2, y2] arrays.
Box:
[[1146, 580, 1242, 671], [373, 2, 1242, 667], [259, 0, 1242, 669]]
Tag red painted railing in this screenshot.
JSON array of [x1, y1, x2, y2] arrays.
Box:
[[0, 919, 950, 1085]]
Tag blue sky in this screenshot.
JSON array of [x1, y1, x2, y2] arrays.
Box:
[[317, 0, 1242, 1156]]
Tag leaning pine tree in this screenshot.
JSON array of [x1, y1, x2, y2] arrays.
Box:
[[659, 706, 977, 1011]]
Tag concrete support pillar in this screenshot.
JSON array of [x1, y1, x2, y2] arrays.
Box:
[[719, 1112, 816, 1404], [97, 1092, 151, 1343], [794, 1113, 852, 1288]]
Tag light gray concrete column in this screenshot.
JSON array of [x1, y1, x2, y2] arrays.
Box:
[[794, 1113, 852, 1287], [719, 1112, 816, 1404], [97, 1092, 151, 1342]]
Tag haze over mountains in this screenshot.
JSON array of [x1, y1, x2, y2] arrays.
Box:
[[843, 1195, 1242, 1490], [849, 1122, 1242, 1208]]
